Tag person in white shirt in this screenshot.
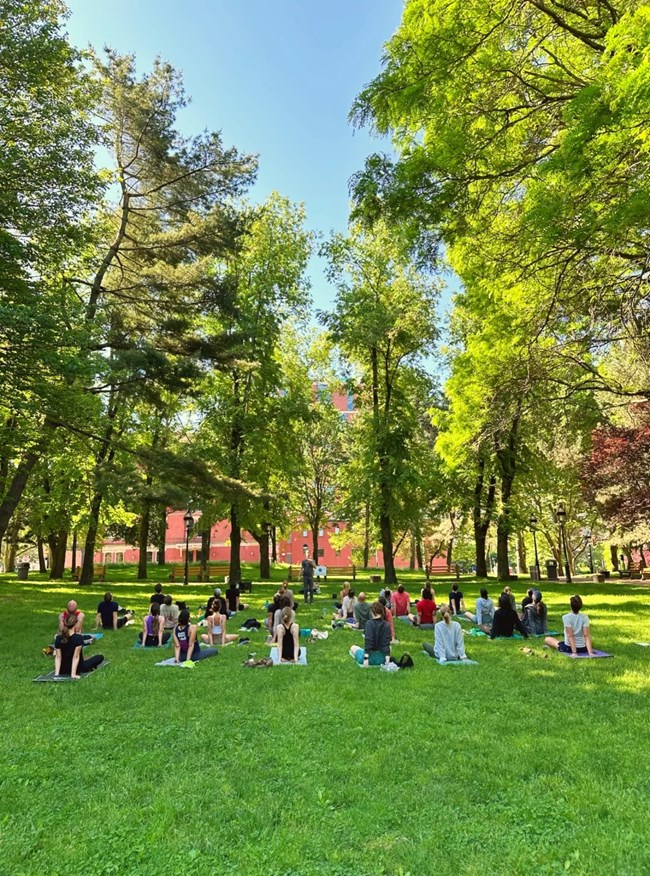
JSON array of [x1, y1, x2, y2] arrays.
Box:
[[339, 589, 358, 619], [545, 595, 594, 656], [424, 603, 468, 662]]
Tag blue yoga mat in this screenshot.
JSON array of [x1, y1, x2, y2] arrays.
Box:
[[557, 649, 613, 659], [270, 647, 307, 665]]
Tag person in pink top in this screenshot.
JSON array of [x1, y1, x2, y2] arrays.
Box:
[[378, 595, 398, 644], [392, 584, 411, 617]]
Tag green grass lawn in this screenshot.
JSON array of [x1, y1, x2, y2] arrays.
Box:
[[1, 567, 649, 876]]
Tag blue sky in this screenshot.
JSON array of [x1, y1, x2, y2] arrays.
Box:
[[63, 0, 403, 310]]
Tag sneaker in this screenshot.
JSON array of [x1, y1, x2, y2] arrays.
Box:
[[238, 637, 251, 646]]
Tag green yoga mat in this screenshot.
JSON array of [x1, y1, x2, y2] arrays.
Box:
[[434, 657, 479, 666], [132, 639, 172, 650], [34, 662, 109, 682]]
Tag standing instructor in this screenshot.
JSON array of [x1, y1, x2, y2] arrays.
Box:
[[301, 545, 316, 604]]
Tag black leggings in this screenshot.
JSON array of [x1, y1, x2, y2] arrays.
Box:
[[79, 654, 104, 673], [141, 632, 171, 647]]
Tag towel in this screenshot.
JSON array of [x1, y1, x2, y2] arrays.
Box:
[[269, 646, 307, 665]]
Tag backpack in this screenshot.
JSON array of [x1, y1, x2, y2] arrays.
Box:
[[397, 652, 414, 669]]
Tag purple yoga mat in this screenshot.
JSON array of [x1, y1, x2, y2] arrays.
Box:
[[559, 649, 613, 658]]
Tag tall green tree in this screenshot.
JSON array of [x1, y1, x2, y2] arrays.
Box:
[[321, 222, 439, 584]]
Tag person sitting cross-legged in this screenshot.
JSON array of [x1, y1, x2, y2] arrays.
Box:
[[58, 600, 85, 634], [523, 590, 548, 636], [353, 592, 372, 631], [160, 594, 180, 630], [350, 601, 392, 666], [414, 586, 437, 626], [95, 592, 133, 631], [140, 602, 171, 647], [489, 594, 529, 639], [201, 602, 238, 647], [423, 603, 468, 662]]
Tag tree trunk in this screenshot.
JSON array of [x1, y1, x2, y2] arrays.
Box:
[[610, 544, 619, 572], [37, 538, 47, 573], [496, 415, 520, 582], [80, 491, 103, 585], [271, 525, 277, 562], [380, 508, 397, 585], [137, 496, 151, 580], [409, 531, 416, 570], [70, 530, 77, 572], [229, 505, 241, 584], [446, 537, 454, 568], [252, 527, 271, 579], [311, 526, 319, 568], [200, 527, 211, 581], [517, 531, 528, 574], [363, 500, 370, 569], [4, 537, 17, 573], [473, 458, 496, 578], [48, 530, 68, 579], [157, 506, 167, 565], [415, 524, 424, 570], [0, 418, 56, 546]]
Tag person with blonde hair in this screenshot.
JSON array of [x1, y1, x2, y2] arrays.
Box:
[[276, 606, 300, 663], [424, 603, 468, 662]]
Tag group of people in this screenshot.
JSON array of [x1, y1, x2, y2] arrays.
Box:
[[51, 573, 599, 678]]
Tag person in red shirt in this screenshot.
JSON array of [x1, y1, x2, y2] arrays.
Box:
[[415, 586, 437, 627], [58, 600, 85, 634], [392, 585, 411, 617]]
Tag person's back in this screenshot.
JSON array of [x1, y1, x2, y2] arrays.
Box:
[[364, 616, 391, 656], [432, 606, 466, 661], [150, 584, 165, 606], [225, 586, 239, 613], [342, 592, 357, 618], [161, 597, 180, 629], [490, 595, 528, 639], [392, 586, 410, 617], [475, 595, 494, 626], [354, 598, 372, 630], [54, 630, 84, 675]]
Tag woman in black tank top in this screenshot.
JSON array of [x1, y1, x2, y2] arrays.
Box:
[[276, 606, 300, 663]]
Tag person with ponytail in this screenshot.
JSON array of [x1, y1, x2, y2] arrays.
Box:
[[522, 590, 548, 635], [423, 603, 468, 662], [54, 614, 105, 679], [174, 608, 217, 663], [276, 606, 301, 663], [140, 602, 171, 647]]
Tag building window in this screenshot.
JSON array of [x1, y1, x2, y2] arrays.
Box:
[[318, 548, 325, 557], [335, 549, 341, 557], [318, 528, 324, 537], [104, 553, 113, 564], [115, 552, 124, 563], [334, 526, 340, 534], [146, 551, 154, 562], [302, 529, 308, 537]]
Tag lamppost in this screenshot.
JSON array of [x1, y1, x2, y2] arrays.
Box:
[[556, 502, 572, 584], [183, 510, 194, 586], [582, 526, 594, 574], [529, 514, 541, 581]]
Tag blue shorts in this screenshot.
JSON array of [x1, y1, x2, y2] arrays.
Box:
[[558, 642, 588, 654], [354, 649, 386, 666]]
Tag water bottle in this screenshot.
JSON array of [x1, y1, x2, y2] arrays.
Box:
[[385, 654, 390, 667], [363, 652, 369, 668]]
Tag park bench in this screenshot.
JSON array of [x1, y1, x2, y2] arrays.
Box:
[[71, 564, 106, 581], [627, 561, 644, 580], [426, 564, 461, 580], [169, 563, 204, 582]]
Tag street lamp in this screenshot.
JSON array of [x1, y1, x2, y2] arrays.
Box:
[[183, 510, 194, 586], [582, 526, 594, 574], [556, 502, 572, 584], [529, 514, 541, 582]]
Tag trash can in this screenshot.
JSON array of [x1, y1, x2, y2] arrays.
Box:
[[545, 559, 558, 581], [15, 562, 29, 581]]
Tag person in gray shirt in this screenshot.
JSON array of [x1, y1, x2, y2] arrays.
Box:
[[465, 587, 494, 631], [353, 592, 372, 630]]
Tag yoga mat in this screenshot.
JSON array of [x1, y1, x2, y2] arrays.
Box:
[[33, 662, 109, 682], [269, 647, 307, 665], [557, 649, 613, 659], [434, 657, 478, 666], [531, 631, 559, 637], [155, 658, 197, 668], [132, 639, 172, 650]]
